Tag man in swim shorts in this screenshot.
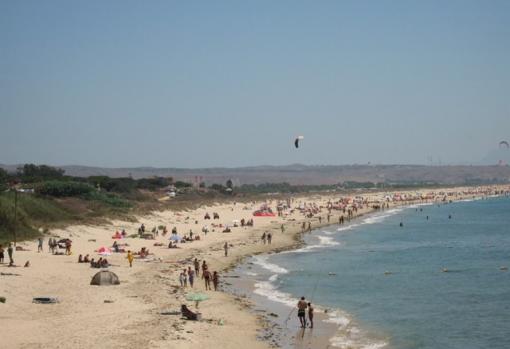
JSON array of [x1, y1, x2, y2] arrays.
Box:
[[297, 297, 308, 328]]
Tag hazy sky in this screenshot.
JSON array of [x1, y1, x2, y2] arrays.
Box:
[[1, 1, 509, 168]]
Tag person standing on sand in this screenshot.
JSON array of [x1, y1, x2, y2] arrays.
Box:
[[0, 244, 4, 263], [318, 216, 322, 224], [212, 271, 219, 291], [224, 242, 228, 257], [261, 232, 267, 244], [308, 302, 314, 328], [202, 260, 208, 278], [267, 233, 272, 244], [301, 222, 306, 232], [7, 243, 14, 266], [297, 297, 308, 328], [37, 237, 43, 252], [281, 224, 285, 233], [203, 269, 212, 290], [65, 240, 72, 255], [179, 270, 186, 287], [127, 250, 134, 267], [194, 258, 200, 277], [188, 266, 195, 288], [308, 222, 312, 232], [182, 269, 188, 287]]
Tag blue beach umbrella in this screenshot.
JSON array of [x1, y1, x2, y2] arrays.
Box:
[[169, 234, 181, 242]]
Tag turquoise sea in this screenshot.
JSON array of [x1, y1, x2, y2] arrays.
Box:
[[241, 196, 510, 349]]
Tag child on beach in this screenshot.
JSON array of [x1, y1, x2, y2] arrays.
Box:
[[127, 250, 134, 267], [308, 302, 314, 328]]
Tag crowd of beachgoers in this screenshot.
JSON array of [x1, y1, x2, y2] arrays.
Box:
[[1, 185, 508, 349]]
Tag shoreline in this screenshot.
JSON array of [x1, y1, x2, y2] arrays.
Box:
[[1, 185, 508, 349], [224, 206, 404, 349], [221, 191, 510, 349]]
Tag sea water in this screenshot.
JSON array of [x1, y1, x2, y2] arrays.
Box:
[[245, 196, 510, 349]]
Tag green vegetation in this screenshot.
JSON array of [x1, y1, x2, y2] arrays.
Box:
[[0, 191, 73, 243], [83, 191, 132, 208], [35, 180, 94, 197], [0, 164, 179, 243], [0, 168, 7, 192], [16, 164, 65, 183], [1, 162, 500, 244]]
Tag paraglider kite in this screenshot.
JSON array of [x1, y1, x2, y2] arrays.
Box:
[[499, 141, 509, 149], [294, 135, 304, 148]]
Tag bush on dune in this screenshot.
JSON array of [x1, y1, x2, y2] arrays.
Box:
[[35, 180, 94, 197], [83, 191, 132, 208]]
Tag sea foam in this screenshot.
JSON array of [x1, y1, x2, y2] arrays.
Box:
[[252, 255, 289, 274]]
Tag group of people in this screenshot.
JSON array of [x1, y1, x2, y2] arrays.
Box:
[[89, 257, 110, 268], [46, 238, 72, 255], [179, 258, 220, 291], [77, 254, 91, 263], [203, 212, 220, 220], [297, 296, 314, 329], [261, 232, 272, 244], [112, 230, 128, 239], [239, 218, 254, 227], [0, 243, 14, 266]]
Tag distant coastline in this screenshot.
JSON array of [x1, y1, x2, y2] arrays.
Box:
[[2, 163, 510, 185]]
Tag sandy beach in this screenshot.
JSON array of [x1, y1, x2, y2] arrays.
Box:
[[1, 185, 508, 349]]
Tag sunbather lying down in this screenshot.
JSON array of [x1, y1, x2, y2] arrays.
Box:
[[181, 304, 199, 320]]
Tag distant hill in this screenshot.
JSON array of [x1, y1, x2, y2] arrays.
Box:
[[2, 163, 510, 186]]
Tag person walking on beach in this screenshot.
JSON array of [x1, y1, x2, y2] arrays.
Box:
[[0, 244, 4, 264], [212, 271, 219, 291], [65, 240, 72, 255], [203, 269, 212, 290], [37, 237, 43, 252], [318, 216, 322, 224], [181, 269, 188, 287], [281, 224, 285, 233], [297, 297, 308, 328], [308, 222, 312, 232], [261, 232, 267, 244], [308, 302, 314, 328], [188, 266, 195, 288], [179, 270, 186, 288], [267, 233, 272, 244], [202, 260, 208, 278], [224, 242, 228, 257], [301, 222, 306, 232], [7, 243, 14, 266], [127, 250, 134, 267], [194, 258, 200, 277]]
